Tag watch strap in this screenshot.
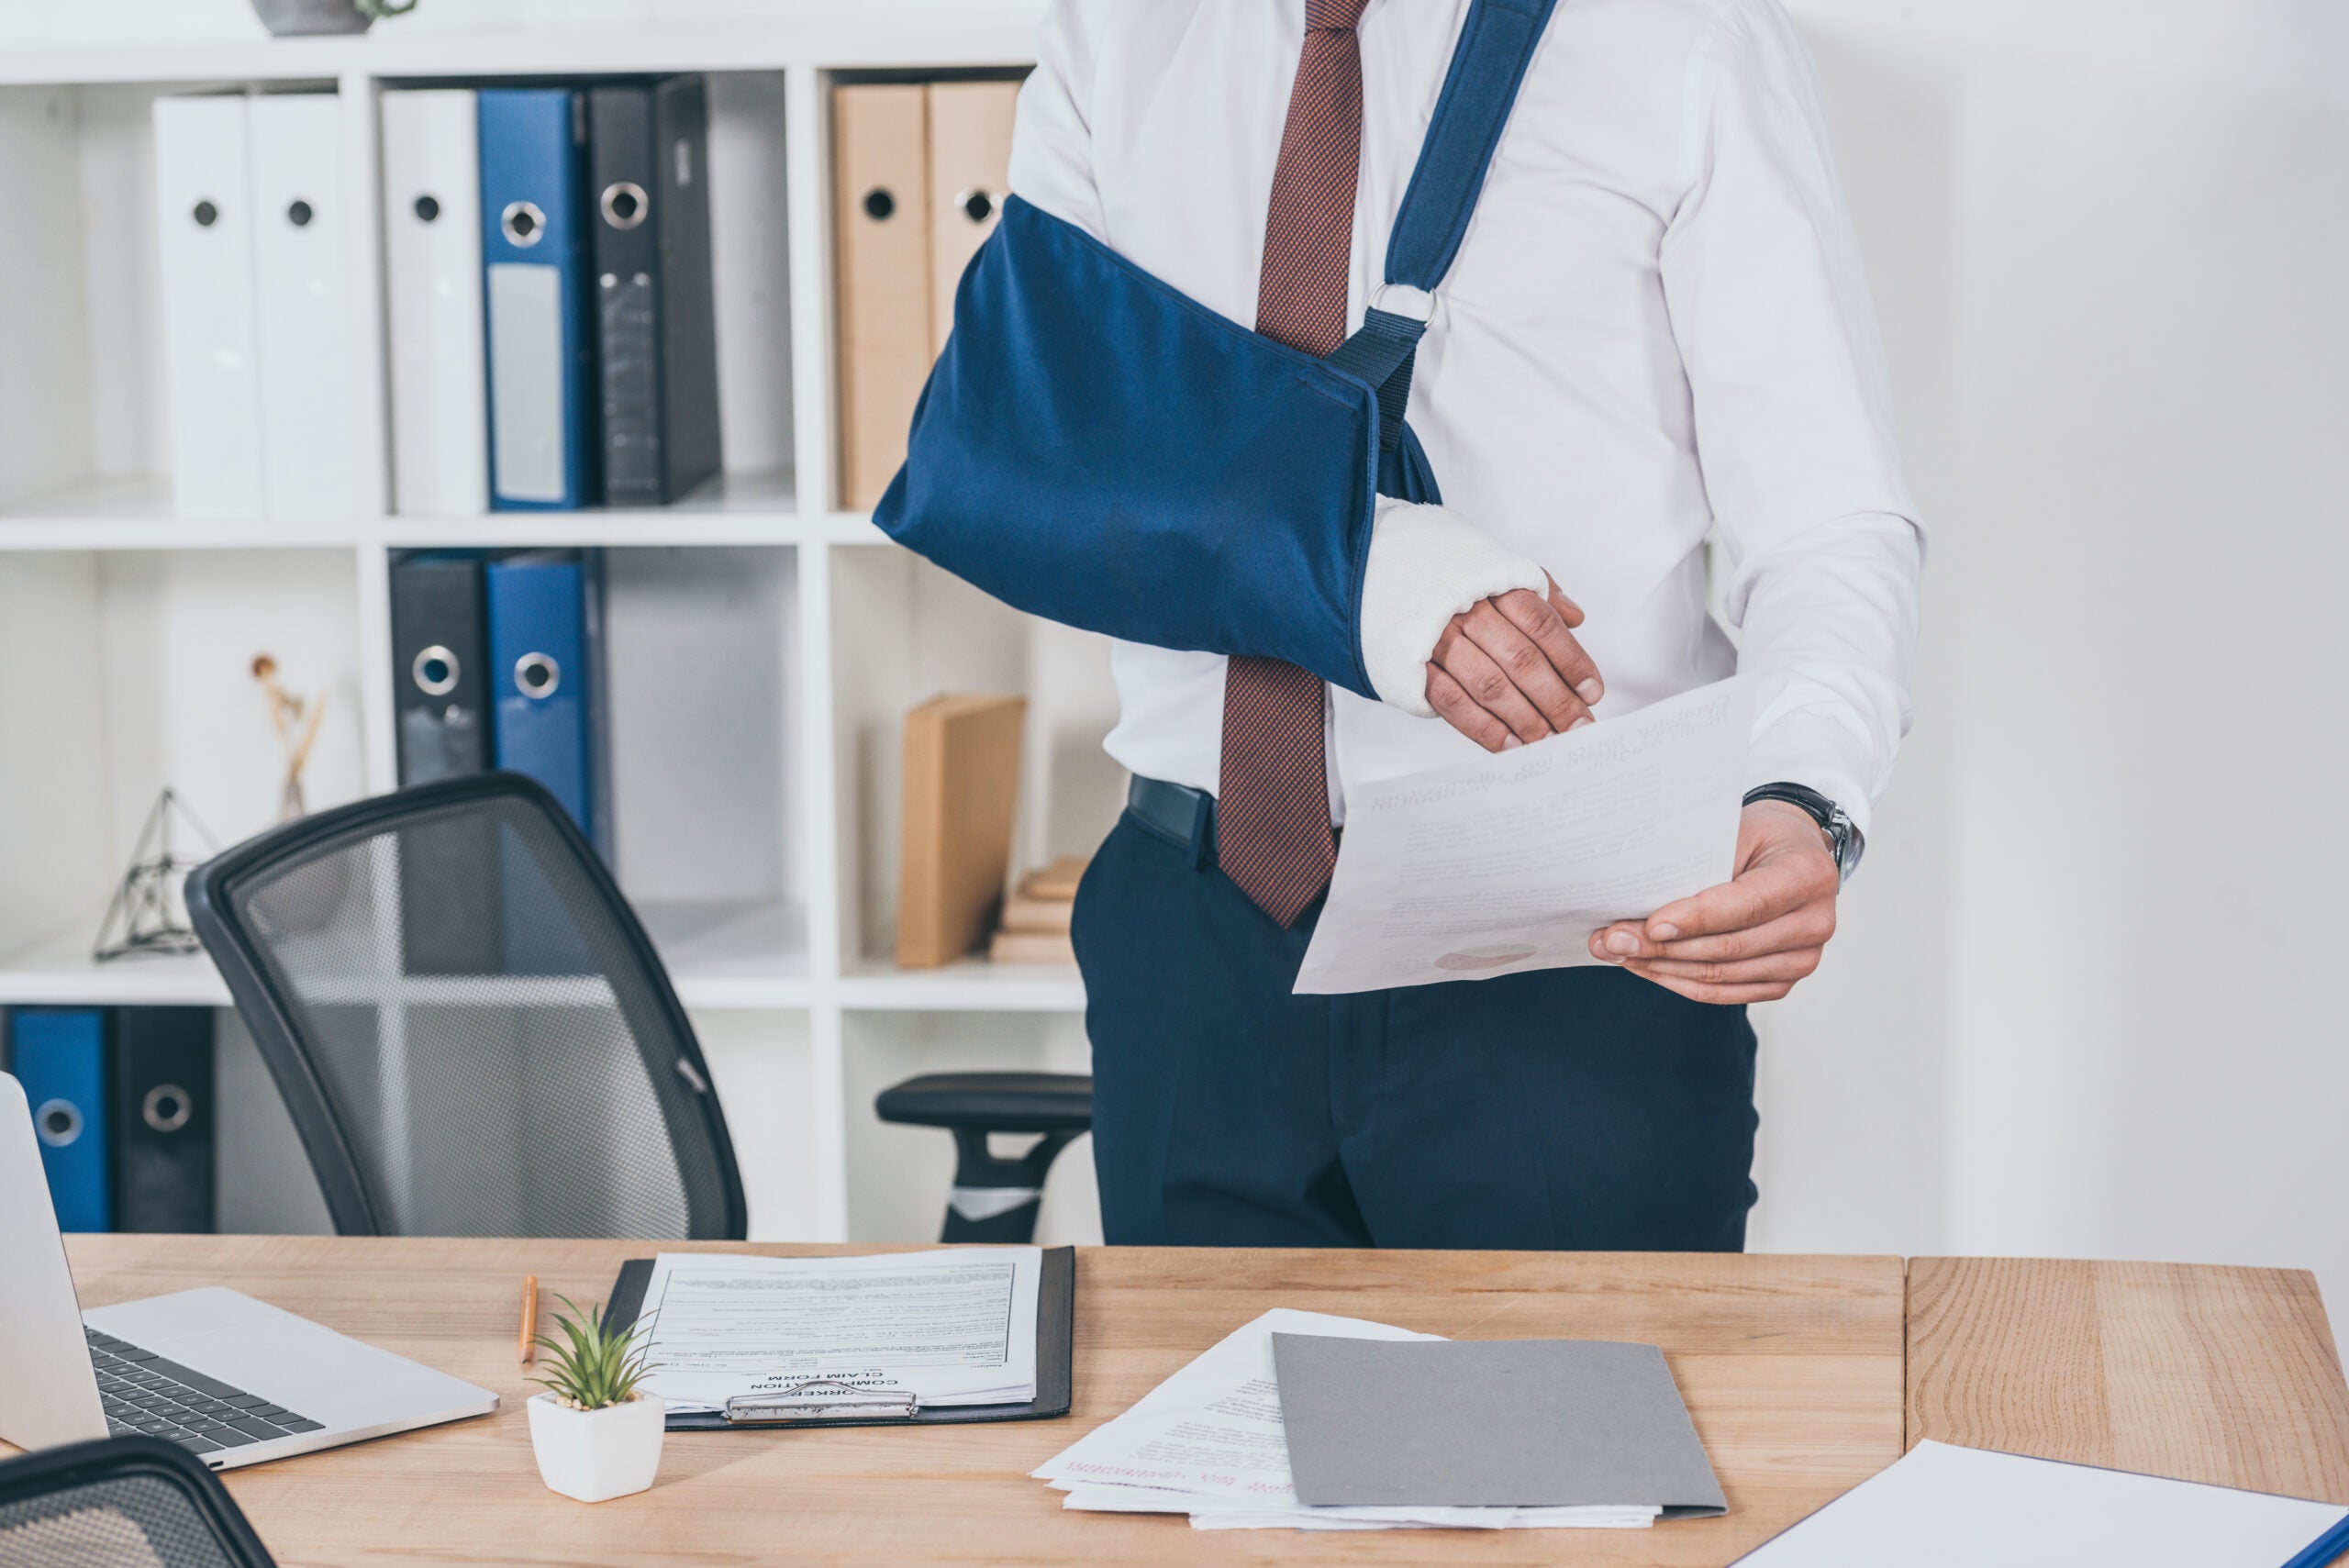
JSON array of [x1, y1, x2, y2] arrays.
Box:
[[1742, 783, 1863, 884]]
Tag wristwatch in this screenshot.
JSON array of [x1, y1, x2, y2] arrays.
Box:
[[1742, 783, 1865, 886]]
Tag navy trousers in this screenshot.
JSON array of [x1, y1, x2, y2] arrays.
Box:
[[1072, 807, 1760, 1251]]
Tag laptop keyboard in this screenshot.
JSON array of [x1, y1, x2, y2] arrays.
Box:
[[86, 1327, 325, 1458]]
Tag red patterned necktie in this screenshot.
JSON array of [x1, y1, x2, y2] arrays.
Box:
[[1219, 0, 1368, 929]]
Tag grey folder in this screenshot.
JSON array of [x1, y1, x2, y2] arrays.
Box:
[[1271, 1335, 1729, 1518]]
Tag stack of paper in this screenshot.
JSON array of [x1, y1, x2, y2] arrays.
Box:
[[635, 1248, 1041, 1413], [1032, 1309, 1661, 1530]]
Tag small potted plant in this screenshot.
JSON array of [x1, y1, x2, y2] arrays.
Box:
[[526, 1297, 664, 1504]]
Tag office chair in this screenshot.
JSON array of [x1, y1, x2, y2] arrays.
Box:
[[874, 1071, 1092, 1243], [186, 772, 746, 1240], [0, 1435, 277, 1568]]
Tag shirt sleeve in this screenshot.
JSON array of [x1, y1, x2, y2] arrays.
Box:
[[1007, 0, 1109, 241], [1659, 0, 1925, 839]]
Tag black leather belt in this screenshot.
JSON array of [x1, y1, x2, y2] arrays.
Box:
[[1126, 774, 1215, 861], [1126, 774, 1341, 866]]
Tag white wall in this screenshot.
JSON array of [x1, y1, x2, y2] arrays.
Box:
[[1753, 0, 2349, 1315]]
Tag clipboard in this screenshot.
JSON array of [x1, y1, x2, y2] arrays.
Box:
[[603, 1246, 1074, 1430]]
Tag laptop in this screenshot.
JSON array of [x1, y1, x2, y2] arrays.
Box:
[[0, 1072, 497, 1469]]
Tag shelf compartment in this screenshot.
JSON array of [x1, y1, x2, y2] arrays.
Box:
[[829, 547, 1124, 974], [0, 547, 370, 975], [380, 68, 796, 523], [602, 545, 803, 976], [0, 83, 173, 521]]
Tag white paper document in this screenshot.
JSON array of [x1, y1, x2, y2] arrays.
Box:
[[636, 1248, 1040, 1413], [1733, 1440, 2348, 1566], [1033, 1308, 1658, 1531], [1296, 675, 1755, 995]]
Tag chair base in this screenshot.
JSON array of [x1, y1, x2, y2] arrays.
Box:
[[937, 1128, 1078, 1245], [874, 1071, 1095, 1246]]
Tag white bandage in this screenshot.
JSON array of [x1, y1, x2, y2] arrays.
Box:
[[1358, 496, 1550, 717]]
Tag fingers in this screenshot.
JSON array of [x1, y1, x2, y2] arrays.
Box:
[[1586, 815, 1842, 1000], [1431, 614, 1565, 745], [1543, 573, 1586, 629], [1625, 947, 1824, 986], [1642, 850, 1836, 942], [1620, 968, 1808, 1006], [1449, 600, 1593, 737], [1425, 663, 1514, 752], [1589, 903, 1835, 964], [1421, 579, 1609, 753], [1492, 589, 1603, 709]]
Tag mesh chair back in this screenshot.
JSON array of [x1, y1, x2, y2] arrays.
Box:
[[0, 1436, 275, 1568], [187, 773, 744, 1240]]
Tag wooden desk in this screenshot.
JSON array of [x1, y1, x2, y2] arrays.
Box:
[[35, 1240, 2349, 1566], [1908, 1256, 2349, 1503]]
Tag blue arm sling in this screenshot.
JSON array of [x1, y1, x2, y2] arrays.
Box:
[[874, 0, 1558, 699]]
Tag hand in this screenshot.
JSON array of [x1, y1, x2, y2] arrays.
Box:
[[1424, 577, 1605, 751], [1587, 801, 1840, 1004]]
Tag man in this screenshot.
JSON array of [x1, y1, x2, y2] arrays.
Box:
[[1008, 0, 1921, 1250]]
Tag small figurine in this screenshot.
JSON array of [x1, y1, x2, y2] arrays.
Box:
[[252, 653, 328, 822]]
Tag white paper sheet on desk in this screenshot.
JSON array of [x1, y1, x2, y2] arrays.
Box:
[[1731, 1440, 2348, 1566], [1032, 1308, 1658, 1531], [634, 1248, 1040, 1412], [1295, 675, 1756, 995]]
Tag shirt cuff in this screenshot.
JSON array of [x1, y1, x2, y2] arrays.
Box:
[[1742, 703, 1880, 841], [1358, 497, 1550, 717]]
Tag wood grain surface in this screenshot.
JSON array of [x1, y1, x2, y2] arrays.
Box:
[[1907, 1256, 2349, 1504], [43, 1239, 1906, 1568]]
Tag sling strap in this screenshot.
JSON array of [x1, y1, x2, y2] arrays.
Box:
[[1324, 0, 1558, 451]]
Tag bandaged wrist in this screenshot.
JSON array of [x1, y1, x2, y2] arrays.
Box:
[[1359, 496, 1550, 717]]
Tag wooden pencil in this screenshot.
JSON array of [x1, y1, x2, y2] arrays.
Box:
[[518, 1273, 538, 1364]]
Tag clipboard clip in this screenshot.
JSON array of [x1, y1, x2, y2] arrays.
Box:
[[722, 1379, 918, 1425]]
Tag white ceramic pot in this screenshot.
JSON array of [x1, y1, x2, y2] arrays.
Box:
[[249, 0, 372, 35], [526, 1392, 664, 1504]]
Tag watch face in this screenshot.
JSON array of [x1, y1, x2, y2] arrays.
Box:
[[1833, 820, 1864, 885]]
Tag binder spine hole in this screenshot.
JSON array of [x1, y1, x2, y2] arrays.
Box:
[[863, 187, 896, 222], [192, 199, 218, 228], [414, 194, 441, 223], [142, 1084, 193, 1135], [287, 199, 314, 228], [412, 645, 461, 697], [601, 181, 648, 230], [502, 200, 546, 247], [36, 1100, 83, 1147], [515, 651, 562, 698]]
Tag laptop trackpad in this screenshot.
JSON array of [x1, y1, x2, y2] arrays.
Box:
[[84, 1286, 493, 1429]]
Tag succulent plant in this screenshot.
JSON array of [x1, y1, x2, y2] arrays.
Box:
[[530, 1296, 659, 1412]]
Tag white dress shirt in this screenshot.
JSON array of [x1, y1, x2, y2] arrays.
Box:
[[1008, 0, 1924, 835]]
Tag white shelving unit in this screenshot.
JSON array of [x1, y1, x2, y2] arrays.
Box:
[[0, 4, 1120, 1246]]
